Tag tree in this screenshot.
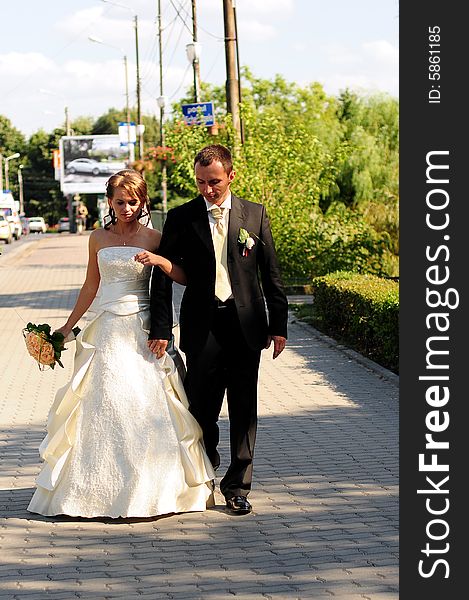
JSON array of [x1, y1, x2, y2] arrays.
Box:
[[1, 115, 27, 197], [23, 129, 63, 223], [162, 76, 398, 279], [0, 115, 26, 158], [2, 75, 399, 279]]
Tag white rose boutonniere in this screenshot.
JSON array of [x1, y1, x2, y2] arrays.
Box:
[[238, 227, 264, 257]]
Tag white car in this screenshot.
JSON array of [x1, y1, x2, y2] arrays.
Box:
[[66, 158, 111, 176], [28, 217, 47, 234], [0, 214, 13, 244], [0, 206, 22, 240]]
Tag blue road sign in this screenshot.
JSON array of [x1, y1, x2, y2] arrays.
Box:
[[181, 102, 215, 126]]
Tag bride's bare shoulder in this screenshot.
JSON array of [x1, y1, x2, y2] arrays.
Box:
[[90, 227, 109, 242], [89, 227, 113, 249]]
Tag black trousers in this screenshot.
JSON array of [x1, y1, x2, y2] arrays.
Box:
[[184, 302, 261, 499]]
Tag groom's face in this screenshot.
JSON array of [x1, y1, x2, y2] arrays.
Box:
[[195, 160, 235, 206]]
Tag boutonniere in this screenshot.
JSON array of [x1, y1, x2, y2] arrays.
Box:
[[237, 228, 264, 257]]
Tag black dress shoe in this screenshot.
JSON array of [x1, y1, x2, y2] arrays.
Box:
[[225, 496, 252, 515]]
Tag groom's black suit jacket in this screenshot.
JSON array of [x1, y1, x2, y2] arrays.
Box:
[[150, 194, 288, 355]]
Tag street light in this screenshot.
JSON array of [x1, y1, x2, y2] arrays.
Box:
[[100, 0, 144, 159], [186, 42, 202, 103], [4, 153, 20, 191], [88, 35, 134, 163], [18, 165, 24, 215]]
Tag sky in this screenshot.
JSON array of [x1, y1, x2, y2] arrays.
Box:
[[1, 0, 399, 138]]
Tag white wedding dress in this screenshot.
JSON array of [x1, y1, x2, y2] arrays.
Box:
[[28, 246, 215, 518]]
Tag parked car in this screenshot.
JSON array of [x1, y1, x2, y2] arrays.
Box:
[[20, 216, 30, 235], [65, 158, 111, 176], [0, 213, 13, 244], [0, 206, 22, 240], [57, 217, 70, 232], [28, 216, 48, 234]]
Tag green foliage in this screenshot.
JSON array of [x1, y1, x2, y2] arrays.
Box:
[[0, 115, 26, 158], [92, 108, 126, 135], [311, 271, 399, 373], [161, 76, 398, 280], [331, 90, 399, 267], [23, 129, 62, 223], [1, 73, 399, 281]]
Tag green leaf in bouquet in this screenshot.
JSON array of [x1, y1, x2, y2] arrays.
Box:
[[37, 323, 51, 335], [238, 228, 249, 244]]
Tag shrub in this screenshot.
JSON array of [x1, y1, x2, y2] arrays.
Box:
[[311, 271, 399, 373]]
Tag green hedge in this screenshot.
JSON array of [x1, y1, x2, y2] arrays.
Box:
[[311, 271, 399, 373]]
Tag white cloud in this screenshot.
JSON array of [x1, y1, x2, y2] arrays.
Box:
[[317, 39, 398, 97], [323, 43, 361, 66], [55, 6, 107, 36], [323, 40, 398, 68], [238, 20, 277, 42], [363, 40, 399, 65], [0, 52, 55, 77], [321, 72, 398, 98], [236, 0, 294, 15]]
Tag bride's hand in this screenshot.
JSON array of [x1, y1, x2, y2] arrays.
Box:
[[134, 251, 161, 267], [53, 325, 72, 345]]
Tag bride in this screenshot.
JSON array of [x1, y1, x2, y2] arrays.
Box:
[[27, 169, 215, 519]]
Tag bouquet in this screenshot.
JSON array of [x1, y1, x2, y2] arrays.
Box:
[[23, 323, 66, 370]]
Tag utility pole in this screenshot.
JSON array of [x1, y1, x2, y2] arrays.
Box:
[[100, 2, 143, 159], [18, 165, 24, 215], [223, 0, 240, 138], [134, 14, 144, 159], [191, 0, 201, 103], [232, 0, 244, 144], [124, 55, 135, 164], [157, 0, 167, 215], [65, 106, 71, 136]]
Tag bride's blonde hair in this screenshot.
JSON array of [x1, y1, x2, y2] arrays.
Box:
[[104, 170, 151, 229]]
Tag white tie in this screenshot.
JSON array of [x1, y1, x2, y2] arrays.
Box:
[[211, 206, 232, 301]]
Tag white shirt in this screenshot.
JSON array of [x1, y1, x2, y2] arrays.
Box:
[[204, 194, 233, 300], [204, 194, 232, 235]]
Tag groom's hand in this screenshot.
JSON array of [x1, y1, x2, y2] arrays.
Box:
[[148, 338, 168, 359], [265, 335, 286, 359]]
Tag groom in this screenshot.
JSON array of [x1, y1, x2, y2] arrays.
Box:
[[149, 144, 288, 515]]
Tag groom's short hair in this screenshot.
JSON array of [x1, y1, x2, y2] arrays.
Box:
[[194, 144, 233, 174]]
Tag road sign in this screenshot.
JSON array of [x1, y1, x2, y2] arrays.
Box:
[[181, 102, 215, 126], [118, 122, 137, 145]]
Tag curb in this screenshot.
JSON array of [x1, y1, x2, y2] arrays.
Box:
[[0, 236, 44, 265], [289, 312, 399, 387]]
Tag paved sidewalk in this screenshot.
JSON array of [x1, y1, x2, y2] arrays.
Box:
[[0, 233, 398, 599]]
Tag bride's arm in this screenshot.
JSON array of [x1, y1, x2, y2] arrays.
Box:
[[55, 234, 101, 338], [134, 250, 187, 285]]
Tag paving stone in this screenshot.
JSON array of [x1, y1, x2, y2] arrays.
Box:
[[0, 234, 399, 599]]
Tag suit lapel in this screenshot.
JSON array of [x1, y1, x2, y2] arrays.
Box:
[[191, 195, 213, 254], [228, 195, 245, 257]]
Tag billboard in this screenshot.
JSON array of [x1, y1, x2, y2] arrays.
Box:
[[59, 135, 129, 195]]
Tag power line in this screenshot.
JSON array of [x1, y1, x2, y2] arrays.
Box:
[[168, 0, 193, 36], [163, 19, 187, 80], [168, 63, 192, 99]]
